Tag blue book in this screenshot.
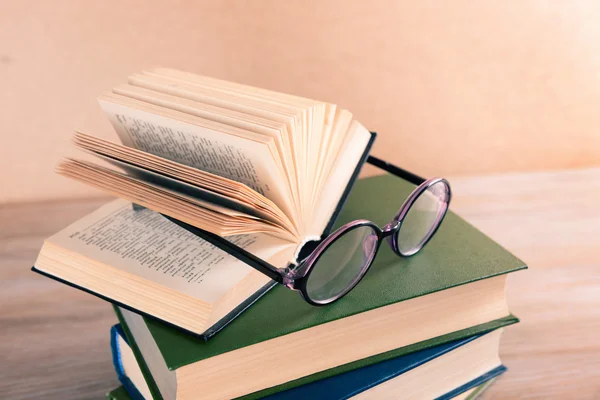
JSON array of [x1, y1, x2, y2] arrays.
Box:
[[111, 324, 507, 400]]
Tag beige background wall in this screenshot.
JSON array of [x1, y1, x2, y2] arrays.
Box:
[[1, 1, 599, 204]]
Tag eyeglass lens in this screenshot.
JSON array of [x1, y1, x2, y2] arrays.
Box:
[[396, 180, 449, 255], [305, 225, 378, 304]]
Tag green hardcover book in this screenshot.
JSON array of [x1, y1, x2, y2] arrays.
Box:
[[114, 173, 526, 400]]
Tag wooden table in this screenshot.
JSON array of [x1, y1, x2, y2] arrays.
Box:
[[1, 169, 599, 399]]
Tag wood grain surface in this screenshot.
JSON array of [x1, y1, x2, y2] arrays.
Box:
[[1, 169, 599, 399]]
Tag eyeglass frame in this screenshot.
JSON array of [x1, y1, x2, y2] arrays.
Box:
[[162, 155, 451, 306]]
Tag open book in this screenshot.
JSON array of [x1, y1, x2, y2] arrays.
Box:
[[59, 68, 374, 250], [34, 200, 296, 337], [34, 68, 375, 337]]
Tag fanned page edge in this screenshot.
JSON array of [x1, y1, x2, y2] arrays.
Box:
[[97, 93, 300, 228], [111, 82, 302, 222], [71, 131, 298, 233], [308, 123, 375, 239], [123, 70, 329, 237], [320, 129, 376, 237]]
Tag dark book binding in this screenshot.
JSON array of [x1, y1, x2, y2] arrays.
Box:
[[31, 132, 376, 340]]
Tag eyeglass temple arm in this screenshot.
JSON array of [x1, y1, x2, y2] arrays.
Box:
[[366, 155, 426, 186], [162, 215, 286, 283]]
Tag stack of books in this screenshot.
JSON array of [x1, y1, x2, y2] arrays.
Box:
[[34, 69, 526, 400]]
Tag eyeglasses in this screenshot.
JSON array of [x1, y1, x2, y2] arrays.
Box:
[[164, 155, 451, 306]]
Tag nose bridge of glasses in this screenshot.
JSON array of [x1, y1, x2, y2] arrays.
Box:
[[382, 220, 401, 237]]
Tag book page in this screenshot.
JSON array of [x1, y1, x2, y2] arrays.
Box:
[[47, 200, 296, 303], [112, 83, 300, 213], [105, 104, 268, 195], [309, 121, 372, 237], [98, 97, 298, 223]]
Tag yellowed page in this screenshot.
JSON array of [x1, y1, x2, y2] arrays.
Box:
[[72, 132, 294, 229], [130, 72, 305, 178], [310, 104, 337, 197], [309, 121, 372, 237], [129, 73, 303, 209], [98, 95, 298, 225], [112, 83, 300, 214], [310, 107, 353, 211], [133, 71, 312, 231], [147, 68, 328, 214], [147, 67, 323, 161], [57, 159, 297, 240], [44, 199, 295, 304]]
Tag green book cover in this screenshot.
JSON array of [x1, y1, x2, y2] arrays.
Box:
[[144, 173, 526, 369], [115, 306, 517, 400]]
